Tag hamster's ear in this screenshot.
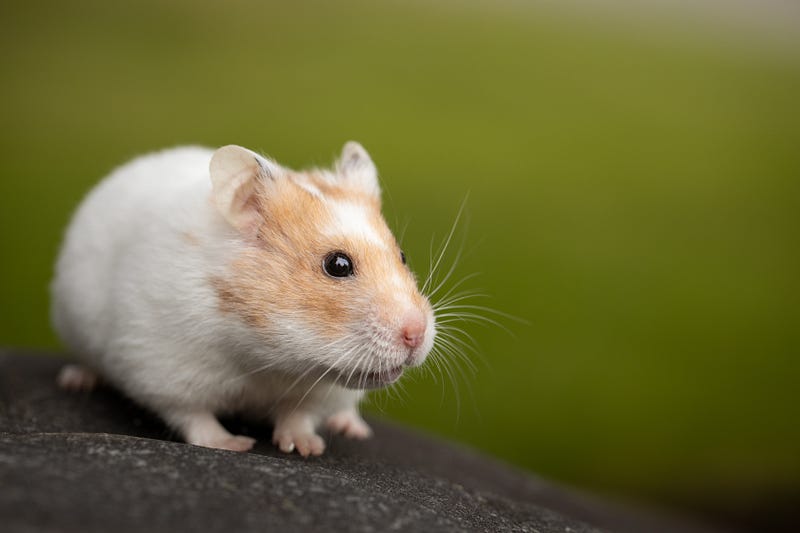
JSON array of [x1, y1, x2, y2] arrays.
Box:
[[209, 145, 282, 233], [336, 141, 380, 198]]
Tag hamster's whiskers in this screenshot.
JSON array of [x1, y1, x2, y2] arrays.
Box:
[[222, 358, 285, 386], [352, 349, 372, 391], [275, 336, 362, 409], [421, 196, 468, 297], [288, 340, 366, 416], [416, 197, 526, 422], [225, 333, 363, 413]]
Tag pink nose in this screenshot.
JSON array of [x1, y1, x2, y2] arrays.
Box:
[[401, 314, 426, 348]]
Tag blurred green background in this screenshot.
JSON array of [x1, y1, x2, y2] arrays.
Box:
[[2, 0, 798, 528]]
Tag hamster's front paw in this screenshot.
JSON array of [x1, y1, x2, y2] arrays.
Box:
[[325, 409, 373, 440], [272, 415, 325, 457]]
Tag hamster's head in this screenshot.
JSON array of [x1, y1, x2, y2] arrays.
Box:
[[210, 142, 435, 389]]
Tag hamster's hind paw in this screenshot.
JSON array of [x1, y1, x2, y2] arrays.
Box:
[[57, 364, 99, 392], [171, 411, 255, 452], [204, 435, 256, 452], [325, 409, 373, 440]]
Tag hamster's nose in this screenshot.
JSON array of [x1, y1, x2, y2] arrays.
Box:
[[400, 313, 426, 349]]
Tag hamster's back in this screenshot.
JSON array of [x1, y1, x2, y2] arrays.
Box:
[[51, 146, 214, 363]]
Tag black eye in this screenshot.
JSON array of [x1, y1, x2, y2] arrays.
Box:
[[400, 251, 407, 264], [323, 252, 354, 278]]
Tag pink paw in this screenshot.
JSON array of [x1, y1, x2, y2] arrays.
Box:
[[200, 435, 256, 452], [57, 364, 99, 392], [326, 410, 372, 440], [272, 429, 325, 457]]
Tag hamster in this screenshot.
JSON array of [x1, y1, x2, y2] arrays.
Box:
[[51, 142, 436, 456]]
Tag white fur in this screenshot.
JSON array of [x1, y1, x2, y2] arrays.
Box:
[[51, 146, 383, 455], [337, 141, 380, 198], [293, 177, 324, 198], [326, 200, 386, 248]]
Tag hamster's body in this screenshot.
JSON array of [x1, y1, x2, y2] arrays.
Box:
[[51, 143, 435, 455]]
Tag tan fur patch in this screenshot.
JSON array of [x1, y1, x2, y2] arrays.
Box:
[[212, 165, 427, 347]]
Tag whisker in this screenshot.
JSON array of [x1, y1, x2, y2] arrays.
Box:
[[435, 335, 478, 373], [289, 341, 362, 415], [437, 325, 481, 352], [426, 225, 471, 301], [422, 195, 468, 295], [437, 304, 529, 325], [223, 359, 281, 385], [270, 336, 362, 409], [437, 349, 462, 420], [432, 273, 484, 307], [433, 291, 489, 312]]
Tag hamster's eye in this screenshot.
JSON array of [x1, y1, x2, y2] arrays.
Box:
[[323, 252, 354, 278], [400, 251, 407, 265]]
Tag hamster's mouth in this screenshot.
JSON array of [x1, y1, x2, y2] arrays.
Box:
[[336, 365, 404, 390]]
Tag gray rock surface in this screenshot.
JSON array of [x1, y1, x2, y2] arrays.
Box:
[[0, 350, 715, 533]]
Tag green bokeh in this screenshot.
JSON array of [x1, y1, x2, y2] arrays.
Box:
[[2, 0, 798, 519]]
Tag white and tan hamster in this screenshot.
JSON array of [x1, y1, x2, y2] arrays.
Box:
[[51, 142, 436, 456]]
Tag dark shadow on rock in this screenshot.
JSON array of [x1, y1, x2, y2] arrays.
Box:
[[0, 349, 722, 533]]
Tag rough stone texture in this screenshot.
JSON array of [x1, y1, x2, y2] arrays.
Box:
[[0, 350, 717, 533]]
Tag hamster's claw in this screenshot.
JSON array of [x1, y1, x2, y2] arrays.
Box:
[[325, 409, 373, 440]]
